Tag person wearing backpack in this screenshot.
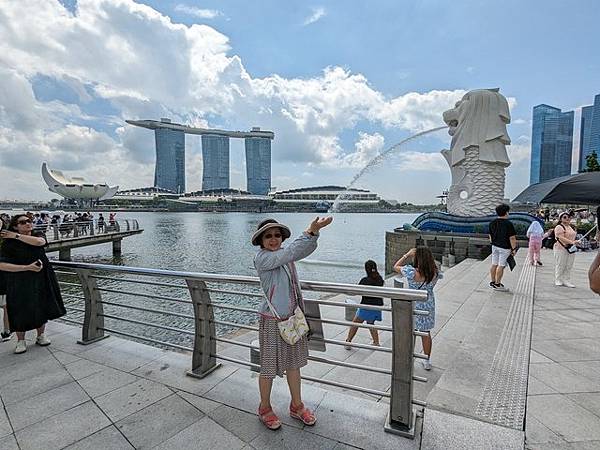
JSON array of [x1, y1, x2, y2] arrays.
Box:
[[554, 212, 580, 288]]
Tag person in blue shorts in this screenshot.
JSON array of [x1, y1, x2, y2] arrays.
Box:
[[393, 247, 442, 371], [345, 260, 384, 348]]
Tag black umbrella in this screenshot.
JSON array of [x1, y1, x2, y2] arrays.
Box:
[[513, 172, 600, 205]]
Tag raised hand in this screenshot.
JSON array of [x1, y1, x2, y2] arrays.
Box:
[[0, 230, 16, 239], [308, 216, 333, 233]]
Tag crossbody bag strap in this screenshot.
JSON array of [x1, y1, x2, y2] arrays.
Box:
[[556, 224, 573, 250], [262, 286, 281, 320]]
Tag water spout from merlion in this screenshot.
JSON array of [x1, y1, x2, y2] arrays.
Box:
[[331, 126, 448, 212]]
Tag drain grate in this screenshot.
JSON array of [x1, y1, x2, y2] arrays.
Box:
[[474, 262, 536, 429]]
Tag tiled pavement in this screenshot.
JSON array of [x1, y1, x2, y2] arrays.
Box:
[[0, 322, 419, 450], [1, 250, 598, 449]]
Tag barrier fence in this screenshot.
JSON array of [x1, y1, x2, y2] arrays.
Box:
[[52, 260, 428, 438]]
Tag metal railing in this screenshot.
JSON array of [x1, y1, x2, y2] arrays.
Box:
[[52, 260, 428, 438], [34, 219, 140, 242]]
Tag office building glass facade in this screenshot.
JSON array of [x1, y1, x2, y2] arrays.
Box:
[[530, 104, 574, 184], [201, 135, 230, 191], [154, 128, 185, 193], [245, 137, 271, 195], [580, 94, 600, 172]]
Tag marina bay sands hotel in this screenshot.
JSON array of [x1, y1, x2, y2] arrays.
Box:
[[126, 118, 274, 195]]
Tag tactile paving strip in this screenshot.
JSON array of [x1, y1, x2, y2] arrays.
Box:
[[474, 261, 536, 429]]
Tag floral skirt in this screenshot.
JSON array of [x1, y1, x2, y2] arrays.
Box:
[[259, 316, 308, 379]]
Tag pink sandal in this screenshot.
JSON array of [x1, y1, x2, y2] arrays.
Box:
[[289, 402, 316, 426], [258, 406, 282, 430]]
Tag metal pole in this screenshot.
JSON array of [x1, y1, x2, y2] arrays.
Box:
[[385, 297, 416, 438], [186, 279, 221, 378], [75, 268, 109, 345]]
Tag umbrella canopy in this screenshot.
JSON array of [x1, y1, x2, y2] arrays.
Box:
[[513, 172, 600, 205]]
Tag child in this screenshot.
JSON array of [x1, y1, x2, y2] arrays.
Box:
[[345, 260, 384, 348], [393, 247, 442, 371], [526, 221, 545, 266]]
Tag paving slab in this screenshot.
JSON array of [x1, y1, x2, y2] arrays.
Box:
[[529, 362, 600, 393], [312, 390, 419, 450], [249, 422, 339, 450], [14, 401, 110, 450], [0, 434, 19, 450], [527, 394, 600, 442], [94, 378, 173, 422], [176, 390, 222, 414], [152, 416, 245, 450], [78, 366, 139, 398], [77, 338, 168, 372], [6, 381, 89, 431], [0, 404, 11, 440], [64, 426, 134, 450], [421, 408, 524, 449], [116, 393, 204, 449]]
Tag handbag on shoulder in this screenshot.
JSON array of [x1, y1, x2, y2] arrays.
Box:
[[264, 296, 309, 345]]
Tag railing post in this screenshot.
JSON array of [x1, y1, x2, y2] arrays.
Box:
[[89, 221, 94, 236], [75, 268, 109, 345], [53, 226, 59, 241], [186, 279, 221, 378], [115, 221, 121, 232], [385, 297, 416, 438]]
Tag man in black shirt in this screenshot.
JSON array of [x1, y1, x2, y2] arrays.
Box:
[[488, 204, 517, 291]]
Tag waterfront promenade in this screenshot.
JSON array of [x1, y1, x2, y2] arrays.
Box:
[[0, 250, 598, 449]]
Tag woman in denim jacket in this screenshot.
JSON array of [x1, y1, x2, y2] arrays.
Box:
[[252, 216, 332, 430]]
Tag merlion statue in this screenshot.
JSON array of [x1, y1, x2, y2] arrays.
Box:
[[441, 88, 511, 216]]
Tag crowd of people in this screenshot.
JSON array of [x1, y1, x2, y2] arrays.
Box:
[[0, 211, 117, 239], [488, 204, 600, 291]]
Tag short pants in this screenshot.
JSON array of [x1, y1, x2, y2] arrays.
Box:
[[491, 245, 511, 267]]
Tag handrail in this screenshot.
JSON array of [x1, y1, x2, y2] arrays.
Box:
[[53, 260, 427, 301], [52, 260, 426, 438]]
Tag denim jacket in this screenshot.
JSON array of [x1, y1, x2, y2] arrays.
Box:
[[254, 232, 318, 319]]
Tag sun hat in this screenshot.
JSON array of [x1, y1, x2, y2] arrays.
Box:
[[251, 219, 291, 246]]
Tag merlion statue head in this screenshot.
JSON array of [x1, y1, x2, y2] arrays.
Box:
[[442, 88, 511, 168]]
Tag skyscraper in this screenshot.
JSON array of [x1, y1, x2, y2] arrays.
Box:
[[530, 104, 574, 184], [245, 137, 271, 195], [154, 119, 185, 193], [579, 94, 600, 172], [201, 135, 230, 191]]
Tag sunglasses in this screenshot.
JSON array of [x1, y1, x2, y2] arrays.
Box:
[[17, 219, 32, 225], [263, 232, 282, 239]]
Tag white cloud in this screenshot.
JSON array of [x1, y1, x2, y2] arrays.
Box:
[[397, 151, 448, 173], [174, 4, 223, 19], [0, 0, 474, 199], [302, 7, 326, 26]]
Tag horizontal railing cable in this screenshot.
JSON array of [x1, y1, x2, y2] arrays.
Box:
[[91, 275, 187, 289], [99, 326, 193, 352], [98, 300, 193, 320], [99, 313, 195, 336], [95, 287, 192, 305]]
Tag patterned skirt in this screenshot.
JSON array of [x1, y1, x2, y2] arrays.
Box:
[[259, 316, 308, 379]]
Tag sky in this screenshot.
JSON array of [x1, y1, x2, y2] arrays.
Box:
[[0, 0, 599, 202]]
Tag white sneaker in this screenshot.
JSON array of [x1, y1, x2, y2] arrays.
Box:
[[14, 340, 27, 354], [421, 359, 432, 371], [555, 280, 564, 286], [36, 333, 51, 346], [563, 281, 575, 288], [344, 341, 352, 350]]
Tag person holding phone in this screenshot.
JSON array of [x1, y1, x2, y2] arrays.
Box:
[[0, 215, 65, 354], [554, 212, 580, 288]]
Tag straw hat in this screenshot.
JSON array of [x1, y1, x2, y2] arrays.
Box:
[[251, 219, 291, 246]]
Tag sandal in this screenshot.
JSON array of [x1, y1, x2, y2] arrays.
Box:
[[289, 402, 316, 426], [258, 406, 281, 430]]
